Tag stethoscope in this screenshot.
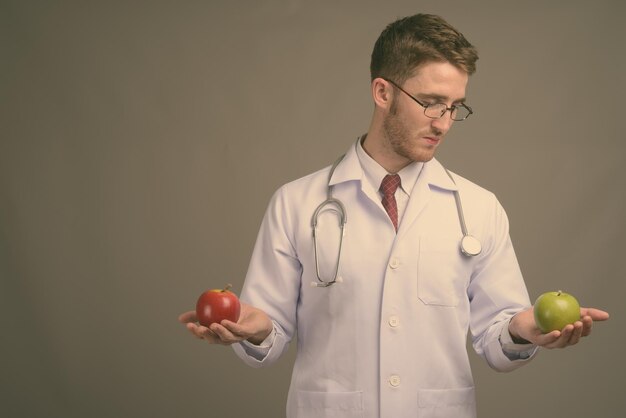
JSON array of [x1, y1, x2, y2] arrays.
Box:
[[311, 154, 482, 287]]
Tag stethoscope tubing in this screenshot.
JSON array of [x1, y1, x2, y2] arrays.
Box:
[[311, 151, 482, 287]]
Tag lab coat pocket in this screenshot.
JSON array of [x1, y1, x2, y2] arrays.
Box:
[[417, 387, 476, 418], [296, 390, 363, 418], [417, 235, 469, 307]]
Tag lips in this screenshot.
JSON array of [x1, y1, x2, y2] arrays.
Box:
[[424, 136, 440, 145]]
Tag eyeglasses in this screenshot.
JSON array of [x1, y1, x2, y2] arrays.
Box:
[[384, 78, 473, 121]]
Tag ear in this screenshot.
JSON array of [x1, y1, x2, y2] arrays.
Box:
[[371, 78, 393, 110]]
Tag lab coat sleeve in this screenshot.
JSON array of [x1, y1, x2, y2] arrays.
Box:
[[232, 186, 302, 368], [468, 196, 538, 372], [237, 327, 277, 360]]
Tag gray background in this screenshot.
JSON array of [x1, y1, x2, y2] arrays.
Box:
[[2, 1, 625, 417]]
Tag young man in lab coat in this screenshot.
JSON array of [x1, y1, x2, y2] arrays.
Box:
[[180, 14, 609, 418]]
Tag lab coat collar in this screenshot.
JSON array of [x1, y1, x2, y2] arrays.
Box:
[[327, 138, 460, 238], [327, 139, 362, 186], [328, 138, 459, 192], [420, 158, 459, 192]]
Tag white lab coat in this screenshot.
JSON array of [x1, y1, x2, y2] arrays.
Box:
[[233, 142, 535, 418]]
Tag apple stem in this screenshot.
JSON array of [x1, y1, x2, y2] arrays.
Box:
[[223, 284, 233, 292], [557, 290, 562, 296]]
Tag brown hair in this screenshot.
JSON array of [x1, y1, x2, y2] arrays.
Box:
[[370, 14, 479, 83]]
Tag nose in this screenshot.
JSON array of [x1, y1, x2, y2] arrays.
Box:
[[430, 114, 454, 135]]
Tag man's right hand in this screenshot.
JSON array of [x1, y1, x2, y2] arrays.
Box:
[[178, 302, 273, 346]]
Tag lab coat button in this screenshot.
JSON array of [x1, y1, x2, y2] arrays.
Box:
[[388, 316, 399, 327], [389, 258, 400, 269], [389, 375, 401, 387]]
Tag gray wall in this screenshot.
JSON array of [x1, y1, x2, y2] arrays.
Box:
[[2, 1, 624, 417]]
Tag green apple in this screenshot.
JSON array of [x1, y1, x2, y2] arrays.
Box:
[[534, 290, 581, 333]]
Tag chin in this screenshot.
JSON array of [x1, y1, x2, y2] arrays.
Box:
[[393, 142, 437, 164], [406, 149, 436, 163]]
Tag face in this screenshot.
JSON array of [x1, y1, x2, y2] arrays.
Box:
[[381, 61, 469, 166]]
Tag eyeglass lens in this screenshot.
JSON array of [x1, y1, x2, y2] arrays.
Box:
[[424, 103, 471, 121]]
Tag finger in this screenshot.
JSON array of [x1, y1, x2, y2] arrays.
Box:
[[567, 321, 584, 346], [196, 324, 219, 339], [178, 311, 197, 323], [581, 315, 594, 337], [546, 324, 576, 349], [185, 322, 204, 339], [221, 320, 249, 337], [210, 323, 245, 345], [185, 322, 205, 338], [534, 330, 561, 347], [580, 307, 609, 321], [186, 322, 220, 343]]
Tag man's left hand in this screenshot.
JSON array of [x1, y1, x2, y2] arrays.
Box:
[[509, 307, 609, 349]]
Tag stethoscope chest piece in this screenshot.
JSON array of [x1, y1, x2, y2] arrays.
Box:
[[460, 234, 482, 257]]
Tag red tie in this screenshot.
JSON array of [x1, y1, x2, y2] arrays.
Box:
[[380, 174, 401, 231]]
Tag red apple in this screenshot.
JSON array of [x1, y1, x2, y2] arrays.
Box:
[[196, 284, 241, 327], [533, 290, 581, 333]]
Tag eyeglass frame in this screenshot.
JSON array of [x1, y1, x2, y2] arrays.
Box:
[[382, 78, 474, 121]]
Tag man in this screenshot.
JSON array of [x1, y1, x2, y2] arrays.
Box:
[[179, 14, 609, 417]]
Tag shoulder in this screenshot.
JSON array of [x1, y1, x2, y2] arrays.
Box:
[[426, 158, 497, 201], [427, 160, 507, 222], [265, 165, 332, 213], [283, 165, 332, 191], [270, 165, 331, 202], [448, 170, 496, 200]]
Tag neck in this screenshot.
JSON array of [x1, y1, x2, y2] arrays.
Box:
[[362, 113, 412, 174]]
